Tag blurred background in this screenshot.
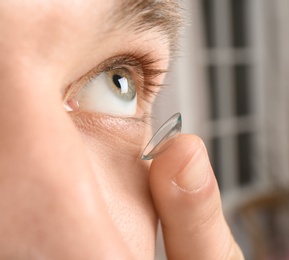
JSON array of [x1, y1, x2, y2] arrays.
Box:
[[155, 0, 289, 259]]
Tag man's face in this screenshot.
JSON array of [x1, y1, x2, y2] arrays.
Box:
[[0, 0, 180, 258]]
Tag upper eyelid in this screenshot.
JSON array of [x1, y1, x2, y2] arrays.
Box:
[[98, 55, 143, 71], [63, 56, 142, 102], [63, 52, 167, 103]]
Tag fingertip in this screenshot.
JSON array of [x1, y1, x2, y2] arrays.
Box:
[[150, 134, 206, 180], [149, 134, 220, 220], [149, 134, 237, 259], [150, 134, 216, 196]]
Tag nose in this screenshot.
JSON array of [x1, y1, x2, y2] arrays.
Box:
[[0, 64, 116, 256], [0, 61, 92, 192]]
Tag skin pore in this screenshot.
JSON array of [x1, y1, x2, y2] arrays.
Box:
[[0, 0, 244, 259]]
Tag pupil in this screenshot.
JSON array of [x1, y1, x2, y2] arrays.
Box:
[[113, 74, 122, 89]]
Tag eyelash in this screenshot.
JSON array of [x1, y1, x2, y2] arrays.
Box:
[[64, 51, 167, 106], [101, 52, 167, 102]]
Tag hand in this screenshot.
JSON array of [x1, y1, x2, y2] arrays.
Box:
[[149, 135, 244, 259]]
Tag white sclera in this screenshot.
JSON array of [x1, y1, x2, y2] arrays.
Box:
[[141, 113, 182, 160], [75, 73, 137, 116]]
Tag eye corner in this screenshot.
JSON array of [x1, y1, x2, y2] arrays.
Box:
[[62, 51, 165, 118]]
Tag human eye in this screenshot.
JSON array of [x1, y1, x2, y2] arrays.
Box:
[[69, 67, 137, 116], [63, 54, 165, 117]]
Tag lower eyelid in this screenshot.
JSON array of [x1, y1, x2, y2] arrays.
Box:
[[68, 111, 153, 159], [69, 110, 150, 145]]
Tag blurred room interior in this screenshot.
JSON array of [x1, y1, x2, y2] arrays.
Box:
[[155, 0, 289, 259]]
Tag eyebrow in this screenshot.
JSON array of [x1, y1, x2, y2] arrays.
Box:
[[111, 0, 183, 55]]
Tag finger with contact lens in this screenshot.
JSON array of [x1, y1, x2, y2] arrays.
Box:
[[149, 135, 244, 260]]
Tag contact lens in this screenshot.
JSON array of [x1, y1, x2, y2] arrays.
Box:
[[141, 113, 182, 160]]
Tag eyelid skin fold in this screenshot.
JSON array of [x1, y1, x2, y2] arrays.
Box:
[[63, 52, 167, 108]]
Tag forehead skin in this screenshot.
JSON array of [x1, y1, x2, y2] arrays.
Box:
[[0, 0, 181, 91]]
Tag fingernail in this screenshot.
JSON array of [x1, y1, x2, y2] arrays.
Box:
[[172, 142, 209, 192]]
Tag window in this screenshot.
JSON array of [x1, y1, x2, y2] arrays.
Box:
[[200, 0, 256, 192]]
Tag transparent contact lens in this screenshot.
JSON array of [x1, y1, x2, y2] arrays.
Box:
[[141, 113, 182, 160]]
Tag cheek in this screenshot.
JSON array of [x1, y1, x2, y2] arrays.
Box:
[[80, 131, 157, 259]]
